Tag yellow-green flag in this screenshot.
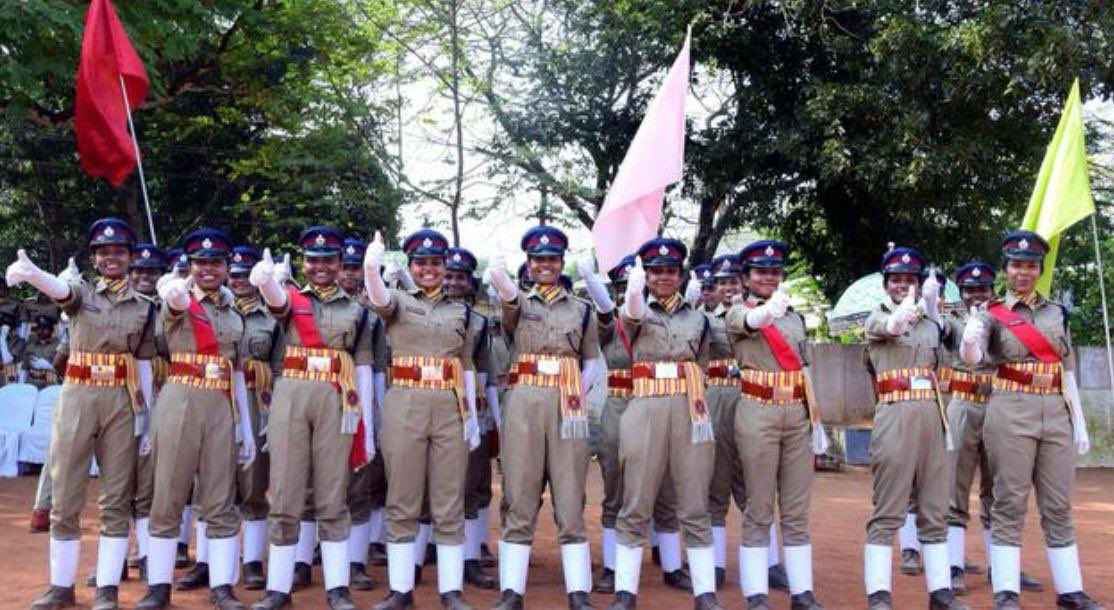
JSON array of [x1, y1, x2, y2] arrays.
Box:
[[1022, 78, 1096, 295]]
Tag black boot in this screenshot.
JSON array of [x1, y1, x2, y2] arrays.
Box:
[[663, 568, 692, 591], [175, 561, 209, 591], [291, 561, 311, 592], [745, 594, 769, 610], [790, 591, 825, 610], [136, 556, 147, 582], [768, 563, 789, 591], [414, 564, 423, 586], [325, 586, 358, 610], [441, 590, 474, 610], [176, 542, 192, 568], [29, 585, 76, 610], [479, 543, 496, 568], [651, 546, 661, 566], [951, 566, 967, 596], [369, 542, 389, 566], [900, 549, 923, 576], [425, 543, 438, 566], [567, 591, 594, 609], [211, 584, 248, 610], [350, 562, 375, 591], [1056, 591, 1105, 610], [371, 590, 414, 610], [606, 591, 636, 610], [464, 559, 497, 589], [594, 568, 615, 594], [929, 588, 969, 610], [135, 583, 172, 610], [1021, 571, 1046, 592], [91, 586, 119, 610], [491, 589, 525, 610], [993, 592, 1021, 610], [695, 592, 724, 610], [251, 590, 292, 610], [242, 561, 266, 590], [715, 567, 725, 589], [867, 591, 893, 610]]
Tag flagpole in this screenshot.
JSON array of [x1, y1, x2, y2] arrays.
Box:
[[1090, 213, 1114, 429], [118, 75, 157, 246]]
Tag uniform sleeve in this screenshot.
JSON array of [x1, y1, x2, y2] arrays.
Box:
[[725, 302, 752, 339], [501, 293, 523, 335], [580, 307, 601, 361], [135, 303, 157, 359], [1060, 308, 1075, 373], [697, 315, 711, 367], [618, 309, 640, 353], [864, 309, 892, 342], [352, 307, 375, 366], [459, 308, 477, 371], [371, 289, 400, 322], [371, 315, 389, 370], [54, 278, 86, 316], [473, 316, 492, 376], [268, 322, 286, 376], [597, 314, 616, 347], [797, 314, 812, 367]]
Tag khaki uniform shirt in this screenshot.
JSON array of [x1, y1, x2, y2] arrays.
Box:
[[502, 287, 600, 363], [57, 277, 156, 358], [273, 286, 374, 364]]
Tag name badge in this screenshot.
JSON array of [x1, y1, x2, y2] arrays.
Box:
[[537, 359, 561, 376], [90, 364, 116, 381], [307, 356, 332, 373], [420, 364, 442, 381], [204, 363, 225, 380], [654, 363, 679, 379], [910, 376, 933, 391]]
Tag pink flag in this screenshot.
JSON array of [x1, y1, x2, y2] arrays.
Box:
[[592, 29, 690, 273]]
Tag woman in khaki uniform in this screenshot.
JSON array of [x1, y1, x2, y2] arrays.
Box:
[[10, 218, 157, 610], [726, 240, 827, 610], [227, 246, 284, 590], [364, 230, 480, 610], [607, 238, 723, 610], [249, 226, 376, 610], [960, 231, 1102, 610], [580, 255, 690, 595], [135, 229, 255, 610], [862, 246, 964, 610], [486, 225, 603, 610]]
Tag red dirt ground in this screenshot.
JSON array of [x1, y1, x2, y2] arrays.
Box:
[[1, 465, 1112, 609]]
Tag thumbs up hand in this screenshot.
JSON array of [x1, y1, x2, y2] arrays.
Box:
[[6, 249, 40, 287], [365, 231, 386, 271], [250, 248, 275, 288]]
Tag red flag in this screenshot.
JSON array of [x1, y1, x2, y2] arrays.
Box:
[[75, 0, 149, 187]]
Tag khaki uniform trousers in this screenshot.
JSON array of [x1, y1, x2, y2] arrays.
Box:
[[947, 399, 992, 530], [382, 386, 468, 544], [236, 394, 270, 520], [866, 400, 950, 545], [465, 432, 493, 519], [616, 395, 714, 548], [149, 383, 238, 539], [707, 385, 746, 526], [598, 396, 680, 531], [267, 378, 354, 544], [984, 391, 1076, 547], [736, 398, 812, 546], [51, 384, 137, 539], [501, 384, 589, 545]]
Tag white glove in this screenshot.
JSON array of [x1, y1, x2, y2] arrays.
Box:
[[364, 232, 391, 307], [249, 248, 287, 308], [959, 306, 987, 365], [6, 249, 70, 300], [487, 252, 518, 302], [0, 326, 10, 365], [157, 275, 191, 311], [578, 258, 615, 314], [138, 433, 152, 457], [395, 264, 416, 291], [1063, 371, 1090, 455], [31, 356, 53, 370], [233, 371, 256, 468], [273, 253, 293, 286], [811, 423, 830, 456], [683, 271, 702, 306], [623, 257, 647, 319], [57, 257, 80, 284], [382, 261, 399, 286], [356, 365, 377, 460], [136, 359, 154, 437], [486, 384, 502, 433], [463, 371, 481, 450], [768, 285, 791, 317], [885, 291, 917, 335], [921, 271, 941, 323]]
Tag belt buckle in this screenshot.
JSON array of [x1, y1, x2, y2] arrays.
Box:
[[772, 384, 795, 401], [910, 375, 934, 391], [654, 362, 679, 379], [307, 356, 332, 374], [204, 363, 224, 381], [420, 364, 442, 381], [90, 364, 116, 382], [536, 359, 561, 376], [1031, 372, 1055, 388]]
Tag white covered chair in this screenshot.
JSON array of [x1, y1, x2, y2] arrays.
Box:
[[19, 384, 59, 464], [0, 383, 38, 477]]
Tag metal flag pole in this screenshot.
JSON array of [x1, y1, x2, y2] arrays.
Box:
[[119, 75, 157, 246], [1090, 213, 1114, 429]]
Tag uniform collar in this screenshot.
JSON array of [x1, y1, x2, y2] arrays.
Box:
[[191, 283, 232, 308], [1004, 290, 1042, 310], [648, 293, 689, 313], [301, 282, 347, 303], [94, 276, 137, 301], [527, 283, 568, 303]]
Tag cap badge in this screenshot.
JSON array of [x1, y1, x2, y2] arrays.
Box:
[[141, 249, 151, 259], [972, 268, 981, 277], [1019, 238, 1029, 250], [540, 234, 550, 245], [233, 253, 242, 262], [103, 226, 115, 237], [658, 245, 669, 256], [901, 253, 911, 264], [765, 245, 775, 257], [452, 253, 462, 262], [315, 234, 326, 246], [346, 246, 355, 255], [422, 237, 433, 248], [201, 238, 213, 249]]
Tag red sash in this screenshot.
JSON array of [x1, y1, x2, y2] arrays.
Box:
[[616, 319, 633, 357], [286, 287, 368, 469], [188, 296, 219, 356], [746, 302, 802, 371], [987, 303, 1061, 364]]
